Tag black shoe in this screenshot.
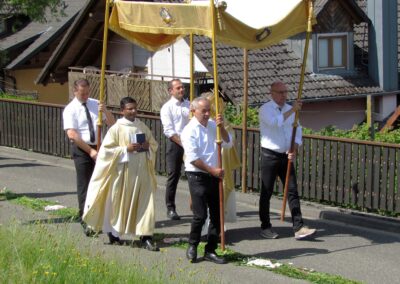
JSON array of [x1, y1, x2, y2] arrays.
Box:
[[186, 245, 197, 263], [204, 251, 227, 264], [81, 221, 97, 237], [141, 238, 159, 251], [107, 232, 122, 245], [167, 210, 181, 220]]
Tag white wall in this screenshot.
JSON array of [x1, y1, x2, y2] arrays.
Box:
[[300, 98, 366, 130], [148, 38, 208, 82], [106, 34, 134, 71], [105, 36, 208, 80]]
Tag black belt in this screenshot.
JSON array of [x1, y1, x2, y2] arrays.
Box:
[[186, 171, 214, 178], [72, 143, 97, 150], [261, 147, 287, 158]]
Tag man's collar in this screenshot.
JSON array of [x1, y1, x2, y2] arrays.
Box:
[[270, 100, 283, 110], [192, 117, 207, 128], [170, 96, 185, 105]]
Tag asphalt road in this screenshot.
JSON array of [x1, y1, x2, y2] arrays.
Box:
[[1, 146, 399, 283]]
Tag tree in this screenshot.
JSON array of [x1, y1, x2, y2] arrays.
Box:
[[0, 0, 66, 22]]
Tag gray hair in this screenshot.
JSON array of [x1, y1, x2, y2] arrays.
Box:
[[200, 91, 214, 100], [190, 97, 209, 111]]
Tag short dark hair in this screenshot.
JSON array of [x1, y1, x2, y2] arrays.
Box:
[[120, 97, 137, 109], [73, 78, 90, 90], [168, 79, 182, 91]]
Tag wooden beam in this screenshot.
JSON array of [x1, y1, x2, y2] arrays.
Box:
[[380, 105, 400, 132]]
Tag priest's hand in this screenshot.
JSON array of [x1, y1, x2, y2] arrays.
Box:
[[127, 143, 141, 152], [141, 141, 150, 151]]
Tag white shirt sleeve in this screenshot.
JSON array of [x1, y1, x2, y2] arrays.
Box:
[[160, 103, 176, 138], [295, 125, 302, 146], [62, 106, 78, 130], [181, 128, 199, 164], [221, 132, 233, 148]]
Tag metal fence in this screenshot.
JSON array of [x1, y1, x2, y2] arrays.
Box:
[[1, 99, 399, 213]]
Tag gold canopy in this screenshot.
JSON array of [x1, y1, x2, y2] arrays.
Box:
[[109, 0, 316, 51]]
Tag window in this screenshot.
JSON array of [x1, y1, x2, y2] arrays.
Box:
[[317, 33, 348, 70]]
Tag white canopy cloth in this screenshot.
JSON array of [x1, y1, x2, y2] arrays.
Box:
[[109, 0, 316, 51]]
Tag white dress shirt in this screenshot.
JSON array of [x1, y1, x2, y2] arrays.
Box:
[[160, 97, 190, 138], [63, 97, 100, 145], [181, 118, 232, 172], [259, 100, 302, 153]]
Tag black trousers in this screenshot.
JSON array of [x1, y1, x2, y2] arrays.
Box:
[[259, 148, 303, 232], [186, 171, 220, 252], [71, 144, 96, 218], [165, 140, 184, 211]]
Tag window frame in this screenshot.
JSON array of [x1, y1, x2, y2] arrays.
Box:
[[316, 32, 349, 71]]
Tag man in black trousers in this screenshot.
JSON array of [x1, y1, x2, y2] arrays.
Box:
[[63, 78, 114, 235], [258, 81, 315, 240], [160, 79, 190, 220], [181, 97, 232, 264]]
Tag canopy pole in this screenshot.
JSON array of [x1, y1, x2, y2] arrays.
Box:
[[281, 0, 313, 222], [97, 0, 111, 151], [188, 33, 195, 211], [190, 34, 195, 103], [210, 0, 225, 251], [242, 48, 248, 193]]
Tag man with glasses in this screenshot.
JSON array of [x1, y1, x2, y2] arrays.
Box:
[[258, 81, 316, 240]]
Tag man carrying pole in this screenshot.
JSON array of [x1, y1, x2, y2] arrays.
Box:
[[181, 97, 231, 264], [63, 78, 115, 236], [258, 81, 315, 240]]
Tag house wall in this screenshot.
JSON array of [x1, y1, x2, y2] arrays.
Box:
[[8, 69, 69, 104], [106, 34, 134, 72], [301, 98, 366, 130], [105, 36, 208, 82]]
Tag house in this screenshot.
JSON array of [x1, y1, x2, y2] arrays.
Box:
[[0, 0, 85, 104], [29, 1, 400, 129]]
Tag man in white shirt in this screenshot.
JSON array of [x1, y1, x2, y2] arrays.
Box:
[[63, 78, 115, 235], [259, 81, 315, 240], [181, 97, 232, 264], [160, 79, 190, 220]]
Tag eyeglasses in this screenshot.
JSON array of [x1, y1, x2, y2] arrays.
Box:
[[271, 90, 288, 95]]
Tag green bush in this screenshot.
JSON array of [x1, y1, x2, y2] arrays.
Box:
[[225, 104, 400, 143]]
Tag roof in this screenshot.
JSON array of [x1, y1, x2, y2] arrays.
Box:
[[314, 0, 369, 24], [36, 0, 104, 84], [36, 0, 182, 85], [193, 36, 382, 106], [36, 0, 382, 103], [354, 0, 400, 68], [0, 0, 85, 70]]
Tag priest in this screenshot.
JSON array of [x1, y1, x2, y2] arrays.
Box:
[[83, 97, 159, 251]]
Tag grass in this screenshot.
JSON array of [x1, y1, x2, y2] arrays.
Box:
[[171, 241, 360, 284], [1, 189, 360, 283], [0, 93, 37, 101], [0, 188, 79, 221], [0, 223, 173, 284]]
